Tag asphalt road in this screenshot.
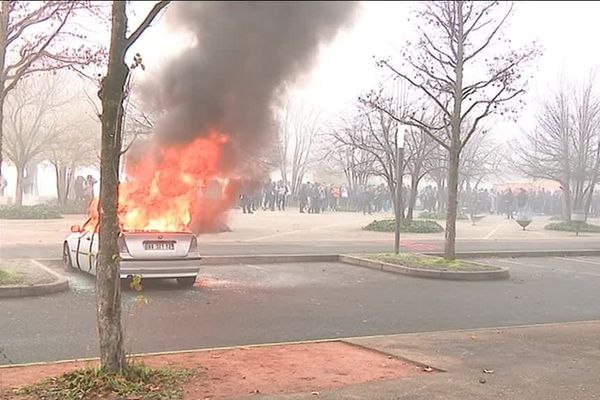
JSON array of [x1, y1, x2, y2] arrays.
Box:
[[2, 237, 600, 260], [2, 256, 600, 365]]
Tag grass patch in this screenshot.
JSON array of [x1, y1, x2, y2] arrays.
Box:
[[0, 204, 62, 219], [363, 219, 444, 233], [418, 211, 468, 220], [0, 269, 24, 285], [545, 221, 600, 233], [364, 253, 498, 271], [16, 363, 194, 400], [548, 215, 564, 221]]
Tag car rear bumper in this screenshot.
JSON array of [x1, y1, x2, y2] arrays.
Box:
[[120, 257, 201, 279]]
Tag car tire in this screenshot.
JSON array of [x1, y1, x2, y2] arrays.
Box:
[[63, 243, 74, 270], [177, 276, 196, 288]]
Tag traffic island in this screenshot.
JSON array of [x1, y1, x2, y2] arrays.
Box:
[[340, 253, 509, 280], [0, 259, 68, 298]]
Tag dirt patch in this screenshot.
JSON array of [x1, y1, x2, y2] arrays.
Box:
[[0, 260, 56, 287], [0, 341, 426, 399]]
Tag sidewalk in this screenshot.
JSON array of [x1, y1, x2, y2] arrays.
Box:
[[275, 320, 600, 400], [2, 321, 599, 399]]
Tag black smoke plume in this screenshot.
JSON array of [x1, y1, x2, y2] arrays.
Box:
[[141, 1, 357, 172]]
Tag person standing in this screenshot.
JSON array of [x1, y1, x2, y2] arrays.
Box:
[[84, 175, 97, 204]]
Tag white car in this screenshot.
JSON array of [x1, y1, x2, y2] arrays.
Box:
[[63, 218, 201, 287]]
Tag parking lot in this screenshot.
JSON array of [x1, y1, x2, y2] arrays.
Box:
[[1, 256, 600, 365]]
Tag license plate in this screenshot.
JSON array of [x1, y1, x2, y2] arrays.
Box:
[[143, 241, 175, 251]]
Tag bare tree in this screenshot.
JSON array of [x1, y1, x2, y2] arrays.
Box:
[[367, 1, 539, 259], [0, 1, 102, 184], [3, 73, 67, 205], [48, 105, 100, 205], [276, 100, 320, 194], [96, 0, 170, 373], [330, 101, 406, 217], [516, 75, 600, 220], [322, 118, 374, 200]]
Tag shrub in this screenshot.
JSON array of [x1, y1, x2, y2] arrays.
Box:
[[545, 221, 600, 233], [363, 219, 444, 233], [0, 204, 62, 219], [418, 211, 468, 220]]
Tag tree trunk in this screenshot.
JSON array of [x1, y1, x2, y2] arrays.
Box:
[[444, 3, 464, 260], [96, 0, 129, 374], [407, 173, 419, 220], [15, 164, 24, 206], [0, 1, 8, 185], [445, 147, 460, 259], [54, 163, 68, 206]]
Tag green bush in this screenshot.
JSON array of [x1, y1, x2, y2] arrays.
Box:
[[548, 215, 564, 221], [363, 219, 444, 233], [418, 211, 468, 220], [0, 204, 62, 219], [545, 221, 600, 233]]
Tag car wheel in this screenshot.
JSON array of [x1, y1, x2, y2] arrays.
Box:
[[63, 243, 74, 270], [176, 276, 196, 288]]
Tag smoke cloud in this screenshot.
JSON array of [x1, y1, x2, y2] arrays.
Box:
[[142, 1, 358, 171]]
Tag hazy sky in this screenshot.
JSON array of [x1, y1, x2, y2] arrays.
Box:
[[131, 1, 600, 141]]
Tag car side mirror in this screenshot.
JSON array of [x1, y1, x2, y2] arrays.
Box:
[[70, 224, 82, 233]]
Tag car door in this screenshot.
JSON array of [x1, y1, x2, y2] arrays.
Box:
[[74, 219, 96, 273], [77, 230, 94, 272]]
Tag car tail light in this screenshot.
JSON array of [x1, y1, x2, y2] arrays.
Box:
[[188, 236, 198, 253], [118, 235, 130, 255]]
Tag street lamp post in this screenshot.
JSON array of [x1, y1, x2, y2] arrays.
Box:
[[394, 126, 406, 255]]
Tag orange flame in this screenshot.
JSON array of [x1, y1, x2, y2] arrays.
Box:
[[87, 132, 238, 233]]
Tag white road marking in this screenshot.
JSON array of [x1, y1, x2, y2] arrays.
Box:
[[496, 258, 600, 278], [243, 264, 267, 271], [483, 219, 507, 240], [557, 257, 600, 266], [30, 259, 67, 280]]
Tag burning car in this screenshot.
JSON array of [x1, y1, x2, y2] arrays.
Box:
[[63, 218, 201, 287]]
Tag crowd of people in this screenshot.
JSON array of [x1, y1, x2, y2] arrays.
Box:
[[238, 180, 600, 219]]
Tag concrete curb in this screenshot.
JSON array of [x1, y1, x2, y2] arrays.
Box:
[[0, 259, 69, 298], [201, 254, 339, 265], [426, 250, 600, 259], [339, 255, 510, 281]]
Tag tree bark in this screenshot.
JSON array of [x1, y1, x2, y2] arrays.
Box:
[[407, 173, 420, 220], [54, 163, 68, 206], [15, 164, 24, 206], [445, 2, 464, 260], [445, 147, 460, 259], [96, 0, 129, 374], [0, 1, 7, 184]]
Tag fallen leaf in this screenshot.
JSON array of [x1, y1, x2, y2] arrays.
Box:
[[423, 366, 433, 372], [483, 369, 495, 374], [479, 378, 487, 384], [249, 389, 260, 394], [312, 392, 320, 396], [470, 335, 477, 340], [211, 355, 221, 359]]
